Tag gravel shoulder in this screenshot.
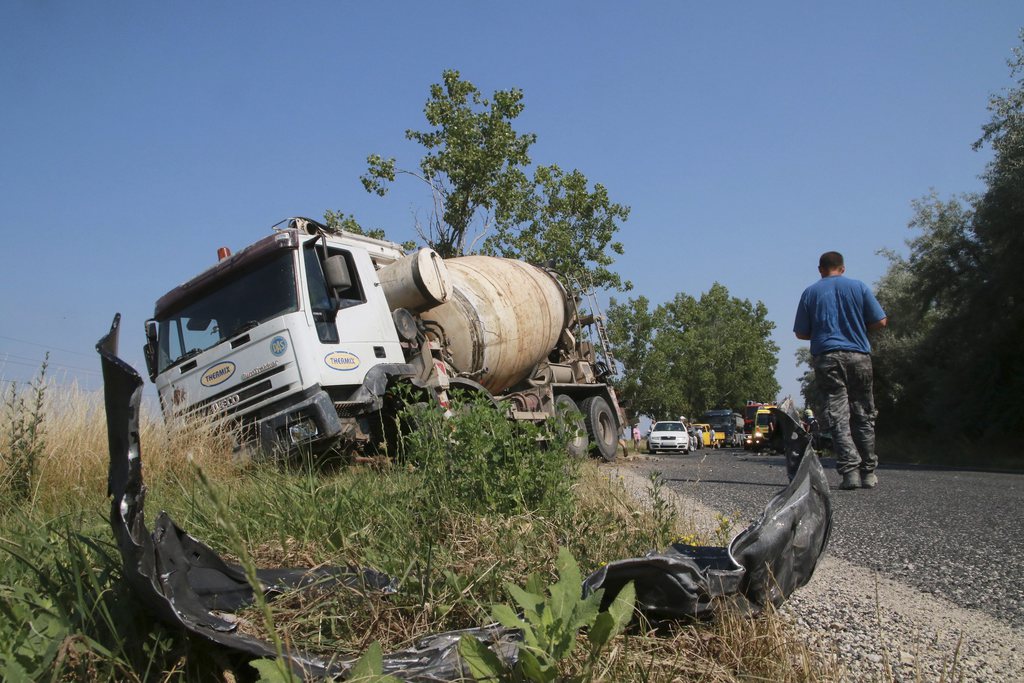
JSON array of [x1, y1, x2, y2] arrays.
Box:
[[606, 456, 1024, 682]]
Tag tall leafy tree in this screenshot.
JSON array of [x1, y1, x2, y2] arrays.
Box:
[[872, 194, 980, 432], [966, 35, 1024, 432], [607, 284, 779, 420], [361, 70, 534, 257], [873, 33, 1024, 441], [482, 164, 631, 291], [360, 69, 630, 290]]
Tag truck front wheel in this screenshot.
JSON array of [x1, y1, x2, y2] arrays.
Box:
[[581, 396, 618, 462]]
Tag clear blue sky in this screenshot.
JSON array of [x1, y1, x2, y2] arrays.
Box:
[[2, 2, 1020, 404]]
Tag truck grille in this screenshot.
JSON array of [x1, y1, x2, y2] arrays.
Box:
[[192, 366, 290, 417], [334, 401, 369, 417]]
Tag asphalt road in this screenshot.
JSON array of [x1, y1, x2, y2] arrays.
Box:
[[631, 447, 1024, 629]]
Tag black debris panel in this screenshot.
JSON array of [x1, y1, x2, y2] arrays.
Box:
[[99, 314, 830, 679], [582, 400, 832, 619]]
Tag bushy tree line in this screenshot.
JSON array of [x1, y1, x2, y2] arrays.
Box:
[[871, 35, 1024, 442], [606, 283, 780, 421]]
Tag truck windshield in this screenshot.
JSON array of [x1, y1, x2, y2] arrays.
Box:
[[156, 251, 298, 373]]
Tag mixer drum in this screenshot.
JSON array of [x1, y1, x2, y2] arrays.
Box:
[[419, 256, 569, 393]]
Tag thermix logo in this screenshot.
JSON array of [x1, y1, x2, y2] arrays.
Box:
[[324, 351, 360, 371], [201, 362, 235, 387]]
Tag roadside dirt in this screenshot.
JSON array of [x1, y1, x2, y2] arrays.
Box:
[[608, 458, 1024, 681]]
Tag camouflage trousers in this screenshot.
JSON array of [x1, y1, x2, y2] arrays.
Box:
[[813, 350, 878, 475]]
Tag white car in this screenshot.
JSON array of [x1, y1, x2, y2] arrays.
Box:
[[647, 421, 690, 454]]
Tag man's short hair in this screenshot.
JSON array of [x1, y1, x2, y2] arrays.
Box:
[[819, 251, 844, 270]]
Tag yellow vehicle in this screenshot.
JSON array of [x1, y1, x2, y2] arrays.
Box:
[[693, 423, 717, 448], [743, 408, 775, 452]]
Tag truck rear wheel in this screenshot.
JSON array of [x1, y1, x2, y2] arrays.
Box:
[[553, 394, 589, 458], [581, 396, 618, 462]]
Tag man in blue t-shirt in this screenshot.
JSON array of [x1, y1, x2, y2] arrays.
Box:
[[794, 251, 888, 490]]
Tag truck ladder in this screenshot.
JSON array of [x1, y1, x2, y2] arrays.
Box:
[[589, 292, 617, 376], [571, 274, 618, 377]]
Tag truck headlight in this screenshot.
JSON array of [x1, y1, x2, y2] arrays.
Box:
[[288, 418, 319, 444]]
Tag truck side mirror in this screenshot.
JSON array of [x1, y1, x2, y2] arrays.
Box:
[[323, 255, 352, 291], [143, 319, 158, 382]]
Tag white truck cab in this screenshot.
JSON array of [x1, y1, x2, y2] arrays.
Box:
[[145, 222, 420, 455]]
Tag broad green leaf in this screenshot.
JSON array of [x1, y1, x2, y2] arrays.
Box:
[[607, 580, 637, 635], [548, 548, 582, 626], [588, 612, 614, 649], [0, 659, 33, 683], [506, 583, 544, 621], [524, 572, 544, 596], [517, 648, 556, 683], [491, 603, 528, 632], [555, 547, 583, 592], [249, 658, 293, 683], [349, 641, 384, 679], [457, 635, 504, 681]]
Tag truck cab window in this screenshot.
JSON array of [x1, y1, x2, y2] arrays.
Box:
[[156, 251, 299, 373], [303, 244, 365, 343], [304, 247, 333, 312]]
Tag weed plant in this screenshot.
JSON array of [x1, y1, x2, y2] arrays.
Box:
[[0, 376, 838, 681], [1, 356, 49, 506], [399, 393, 580, 518]]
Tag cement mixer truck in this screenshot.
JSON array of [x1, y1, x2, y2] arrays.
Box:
[[143, 218, 624, 461]]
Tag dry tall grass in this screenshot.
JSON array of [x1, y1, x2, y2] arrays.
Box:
[[2, 381, 238, 516]]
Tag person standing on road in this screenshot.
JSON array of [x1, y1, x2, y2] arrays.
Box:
[[631, 424, 641, 452], [794, 251, 888, 490], [801, 408, 818, 434], [802, 408, 822, 451]]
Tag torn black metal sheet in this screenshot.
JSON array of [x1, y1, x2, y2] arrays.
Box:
[[376, 625, 521, 681], [583, 403, 831, 618], [732, 402, 832, 609], [581, 544, 745, 620], [98, 314, 518, 680]]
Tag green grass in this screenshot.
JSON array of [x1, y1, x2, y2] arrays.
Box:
[[0, 376, 839, 681]]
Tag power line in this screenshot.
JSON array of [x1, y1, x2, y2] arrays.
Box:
[[0, 334, 97, 359], [0, 376, 103, 390], [0, 356, 102, 376], [0, 352, 101, 374]]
